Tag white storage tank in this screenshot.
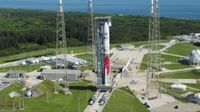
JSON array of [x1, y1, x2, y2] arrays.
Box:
[[171, 84, 187, 91]]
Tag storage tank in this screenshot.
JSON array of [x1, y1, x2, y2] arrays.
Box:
[[171, 84, 187, 91]]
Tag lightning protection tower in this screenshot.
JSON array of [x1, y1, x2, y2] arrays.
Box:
[[146, 0, 161, 98], [55, 0, 70, 95], [87, 0, 96, 71]]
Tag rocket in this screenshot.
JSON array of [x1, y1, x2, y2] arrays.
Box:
[[103, 22, 111, 86]]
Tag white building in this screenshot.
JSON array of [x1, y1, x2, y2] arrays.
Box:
[[41, 69, 82, 81], [189, 50, 200, 65]]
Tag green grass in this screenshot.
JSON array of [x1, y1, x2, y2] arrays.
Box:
[[160, 70, 200, 79], [160, 83, 188, 96], [161, 54, 179, 63], [0, 80, 95, 112], [132, 40, 169, 48], [14, 80, 94, 112], [103, 87, 149, 112], [186, 83, 200, 90], [139, 54, 148, 70], [0, 49, 55, 64], [0, 63, 46, 72], [165, 43, 199, 56], [75, 53, 94, 71], [140, 53, 190, 70], [75, 53, 93, 64], [132, 41, 148, 47], [0, 46, 90, 64], [143, 45, 166, 50], [0, 82, 24, 110], [160, 82, 199, 103], [163, 64, 192, 70]]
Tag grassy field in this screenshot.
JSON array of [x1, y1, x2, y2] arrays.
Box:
[[75, 53, 93, 64], [143, 45, 166, 50], [186, 83, 200, 90], [139, 54, 148, 70], [160, 82, 200, 103], [0, 82, 24, 110], [16, 81, 94, 112], [160, 70, 200, 79], [140, 53, 191, 70], [160, 82, 189, 96], [0, 80, 94, 112], [163, 64, 192, 70], [75, 53, 94, 71], [165, 43, 199, 56], [132, 40, 169, 48], [161, 54, 179, 63], [0, 63, 47, 72], [0, 46, 90, 64], [103, 87, 149, 112]]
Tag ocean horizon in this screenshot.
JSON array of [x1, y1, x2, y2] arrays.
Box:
[[0, 0, 200, 19]]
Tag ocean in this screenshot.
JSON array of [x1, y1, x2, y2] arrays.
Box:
[[0, 0, 199, 19]]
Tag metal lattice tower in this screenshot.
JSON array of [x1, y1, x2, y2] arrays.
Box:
[[146, 0, 161, 97], [87, 0, 96, 71], [55, 0, 69, 95]]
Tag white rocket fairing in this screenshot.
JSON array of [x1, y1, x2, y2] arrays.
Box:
[[103, 22, 110, 86]]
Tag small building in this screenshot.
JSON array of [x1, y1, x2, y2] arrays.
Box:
[[189, 50, 200, 65], [47, 55, 87, 68], [41, 69, 82, 81]]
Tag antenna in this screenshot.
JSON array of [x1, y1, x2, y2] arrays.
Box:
[[146, 0, 161, 98]]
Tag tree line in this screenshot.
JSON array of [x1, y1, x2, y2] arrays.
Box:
[[0, 9, 200, 56]]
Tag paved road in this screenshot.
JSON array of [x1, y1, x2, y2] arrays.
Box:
[[84, 92, 107, 112], [0, 61, 21, 68], [151, 101, 200, 112], [159, 79, 197, 84], [158, 68, 195, 74]]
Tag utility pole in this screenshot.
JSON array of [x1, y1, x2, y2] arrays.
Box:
[[146, 0, 161, 98], [55, 0, 69, 95], [87, 0, 96, 71]]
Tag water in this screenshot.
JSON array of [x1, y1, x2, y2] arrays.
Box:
[[0, 0, 200, 19]]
